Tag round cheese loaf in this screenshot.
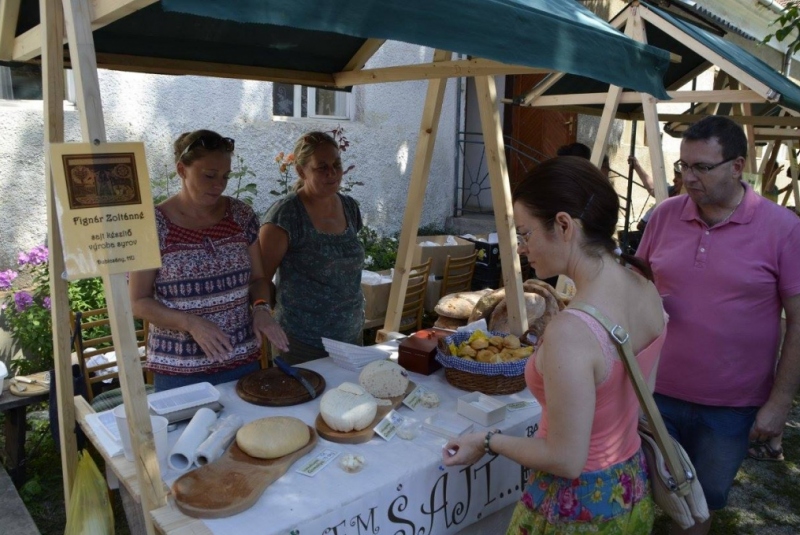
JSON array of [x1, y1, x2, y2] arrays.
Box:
[[359, 360, 409, 398], [236, 416, 310, 459], [320, 382, 378, 432]]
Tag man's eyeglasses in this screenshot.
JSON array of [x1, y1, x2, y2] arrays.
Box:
[[179, 135, 235, 161], [674, 156, 736, 176], [516, 230, 533, 247]]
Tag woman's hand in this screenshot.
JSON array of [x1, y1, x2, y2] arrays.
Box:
[[185, 315, 233, 362], [441, 433, 486, 467], [253, 308, 289, 352]]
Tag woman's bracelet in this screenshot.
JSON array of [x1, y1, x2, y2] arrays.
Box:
[[252, 300, 272, 314], [484, 429, 501, 455]]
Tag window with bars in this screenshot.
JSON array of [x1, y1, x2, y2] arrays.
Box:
[[272, 83, 351, 120]]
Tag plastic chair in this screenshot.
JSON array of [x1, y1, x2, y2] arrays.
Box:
[[440, 251, 478, 298], [398, 258, 432, 333], [70, 307, 152, 406]]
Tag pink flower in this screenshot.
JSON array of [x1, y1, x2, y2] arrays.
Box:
[[556, 486, 579, 517], [619, 473, 633, 504], [521, 492, 535, 510]]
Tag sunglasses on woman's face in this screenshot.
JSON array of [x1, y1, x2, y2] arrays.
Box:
[[179, 135, 235, 161]]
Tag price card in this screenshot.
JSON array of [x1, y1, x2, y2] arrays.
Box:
[[506, 400, 539, 412], [402, 385, 426, 410], [374, 410, 403, 441], [296, 448, 339, 477]]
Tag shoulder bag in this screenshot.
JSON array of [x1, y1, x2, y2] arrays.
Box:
[[569, 302, 709, 529]]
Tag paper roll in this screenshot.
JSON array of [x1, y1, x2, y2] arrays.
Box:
[[195, 415, 243, 466], [168, 407, 218, 471]]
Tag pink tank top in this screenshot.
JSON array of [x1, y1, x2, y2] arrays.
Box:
[[525, 308, 667, 471]]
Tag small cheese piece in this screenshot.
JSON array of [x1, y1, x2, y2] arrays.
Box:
[[419, 391, 440, 408], [359, 360, 409, 398], [339, 454, 365, 473], [236, 416, 310, 459], [320, 382, 378, 432]]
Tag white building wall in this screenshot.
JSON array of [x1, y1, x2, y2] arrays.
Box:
[[0, 41, 458, 270]]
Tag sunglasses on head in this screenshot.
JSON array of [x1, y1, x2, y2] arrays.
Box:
[[179, 135, 235, 161]]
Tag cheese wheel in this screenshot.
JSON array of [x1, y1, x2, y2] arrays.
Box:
[[359, 360, 409, 398], [320, 382, 378, 432], [236, 417, 310, 459]]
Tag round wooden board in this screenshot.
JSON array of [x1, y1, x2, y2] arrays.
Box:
[[236, 367, 326, 406], [9, 371, 50, 397], [315, 381, 415, 444]]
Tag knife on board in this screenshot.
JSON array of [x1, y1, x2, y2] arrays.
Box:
[[273, 356, 317, 399]]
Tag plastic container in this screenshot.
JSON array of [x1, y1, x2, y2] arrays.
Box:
[[422, 412, 474, 440], [147, 382, 220, 415], [457, 392, 507, 426]]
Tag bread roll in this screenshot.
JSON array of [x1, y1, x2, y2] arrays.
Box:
[[236, 417, 310, 459]]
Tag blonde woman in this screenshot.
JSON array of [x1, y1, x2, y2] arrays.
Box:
[[259, 132, 365, 364]]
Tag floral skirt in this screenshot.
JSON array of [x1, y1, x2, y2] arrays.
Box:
[[506, 449, 654, 535]]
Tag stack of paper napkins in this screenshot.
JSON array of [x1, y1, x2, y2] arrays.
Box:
[[322, 338, 391, 371]]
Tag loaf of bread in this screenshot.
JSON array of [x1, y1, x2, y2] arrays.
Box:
[[434, 289, 493, 319], [236, 417, 310, 459], [488, 292, 546, 332]]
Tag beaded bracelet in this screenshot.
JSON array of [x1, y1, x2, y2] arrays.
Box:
[[484, 429, 501, 455]]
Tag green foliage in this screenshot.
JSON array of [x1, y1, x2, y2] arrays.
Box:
[[763, 1, 800, 54], [418, 223, 448, 236], [359, 226, 398, 271], [1, 245, 106, 375], [151, 164, 176, 205], [228, 153, 259, 206]]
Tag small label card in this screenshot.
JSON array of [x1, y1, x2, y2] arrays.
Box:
[[374, 410, 403, 441], [506, 400, 539, 412], [402, 385, 427, 410], [296, 448, 339, 477]]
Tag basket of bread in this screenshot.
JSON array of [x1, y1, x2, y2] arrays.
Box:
[[435, 330, 533, 395]]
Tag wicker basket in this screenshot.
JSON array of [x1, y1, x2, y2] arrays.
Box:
[[436, 331, 529, 395]]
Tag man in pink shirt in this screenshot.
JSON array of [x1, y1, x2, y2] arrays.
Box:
[[637, 115, 800, 535]]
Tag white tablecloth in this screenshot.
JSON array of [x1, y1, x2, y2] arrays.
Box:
[[156, 356, 542, 535]]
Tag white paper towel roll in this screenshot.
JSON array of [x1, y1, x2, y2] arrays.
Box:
[[168, 407, 218, 471], [195, 414, 243, 466]]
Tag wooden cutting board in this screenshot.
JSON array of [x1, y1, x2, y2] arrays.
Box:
[[315, 381, 415, 444], [172, 426, 318, 519], [9, 372, 50, 397], [236, 367, 325, 406]]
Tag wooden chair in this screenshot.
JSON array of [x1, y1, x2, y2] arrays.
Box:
[[398, 258, 432, 333], [440, 251, 478, 298], [70, 307, 151, 404]]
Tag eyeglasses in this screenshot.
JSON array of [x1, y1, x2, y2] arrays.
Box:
[[674, 156, 736, 176], [516, 230, 533, 247], [179, 135, 235, 161]]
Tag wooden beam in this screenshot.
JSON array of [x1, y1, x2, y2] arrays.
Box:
[[788, 142, 800, 209], [62, 1, 164, 534], [0, 0, 20, 60], [638, 4, 779, 103], [754, 128, 800, 140], [653, 114, 800, 127], [475, 75, 525, 336], [591, 9, 632, 168], [520, 72, 566, 106], [333, 58, 548, 87], [14, 0, 158, 61], [629, 4, 670, 203], [380, 49, 450, 337], [342, 38, 385, 71], [526, 89, 768, 108], [742, 102, 758, 175], [40, 0, 74, 508], [94, 53, 335, 86]]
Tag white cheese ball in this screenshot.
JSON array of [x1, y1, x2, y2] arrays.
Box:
[[359, 360, 410, 398], [319, 382, 378, 432]]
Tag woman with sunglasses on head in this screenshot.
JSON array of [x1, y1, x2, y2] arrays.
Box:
[[259, 131, 364, 365], [130, 130, 288, 391], [442, 156, 667, 534]]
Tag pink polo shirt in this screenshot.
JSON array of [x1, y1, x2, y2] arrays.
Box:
[[637, 182, 800, 406]]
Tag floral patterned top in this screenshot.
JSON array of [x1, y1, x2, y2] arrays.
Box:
[[264, 193, 364, 349], [147, 197, 260, 375]]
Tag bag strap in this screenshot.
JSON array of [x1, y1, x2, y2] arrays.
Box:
[[568, 302, 692, 494]]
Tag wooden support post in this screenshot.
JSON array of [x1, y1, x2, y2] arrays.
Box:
[[379, 49, 450, 340], [591, 10, 632, 168], [474, 75, 525, 336], [787, 142, 800, 209], [40, 0, 77, 506], [741, 102, 758, 177], [0, 0, 20, 60], [60, 0, 165, 533], [628, 5, 669, 203]]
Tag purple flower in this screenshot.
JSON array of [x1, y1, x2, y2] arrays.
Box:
[[0, 269, 18, 290], [43, 297, 51, 310], [17, 252, 30, 265], [13, 291, 34, 312], [26, 245, 49, 266]]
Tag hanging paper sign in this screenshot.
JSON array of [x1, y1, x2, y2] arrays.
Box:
[[49, 142, 160, 280]]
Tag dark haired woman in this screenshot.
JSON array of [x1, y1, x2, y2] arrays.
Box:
[[442, 156, 667, 533], [130, 130, 288, 390], [259, 131, 364, 365]]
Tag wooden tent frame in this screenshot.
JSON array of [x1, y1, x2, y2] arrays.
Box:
[[1, 0, 571, 531], [514, 1, 800, 209]]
